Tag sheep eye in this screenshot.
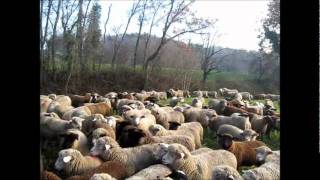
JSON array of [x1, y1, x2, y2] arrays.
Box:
[[130, 115, 134, 118]]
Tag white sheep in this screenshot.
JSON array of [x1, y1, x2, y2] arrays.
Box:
[[55, 148, 102, 176]]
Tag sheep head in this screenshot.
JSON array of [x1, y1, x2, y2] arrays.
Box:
[[219, 134, 234, 150], [123, 109, 146, 126], [161, 144, 191, 167], [149, 124, 166, 136], [68, 117, 83, 130], [90, 136, 119, 158], [55, 148, 82, 171], [254, 146, 273, 164], [240, 129, 259, 141]]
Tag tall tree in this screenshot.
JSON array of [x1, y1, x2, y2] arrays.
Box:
[[84, 2, 102, 71], [142, 0, 213, 88], [41, 0, 53, 71], [100, 4, 112, 71], [51, 0, 62, 75], [133, 0, 147, 70]]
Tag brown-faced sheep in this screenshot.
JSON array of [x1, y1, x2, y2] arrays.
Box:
[[183, 107, 218, 127], [218, 134, 266, 168], [119, 126, 195, 151], [161, 143, 237, 180], [208, 114, 251, 132], [65, 161, 127, 180], [217, 124, 259, 141], [211, 165, 243, 180], [149, 122, 203, 149], [151, 107, 185, 130], [55, 149, 102, 176], [60, 129, 89, 155], [90, 136, 167, 176], [122, 109, 156, 132], [69, 93, 95, 107]]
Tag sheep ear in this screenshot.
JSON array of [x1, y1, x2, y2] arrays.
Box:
[[105, 144, 111, 150], [227, 175, 235, 180], [63, 156, 72, 163], [178, 152, 185, 159]]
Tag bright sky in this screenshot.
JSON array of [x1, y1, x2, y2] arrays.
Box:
[[98, 0, 270, 51]]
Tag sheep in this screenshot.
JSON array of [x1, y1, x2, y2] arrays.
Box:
[[192, 90, 203, 97], [208, 91, 218, 98], [183, 90, 191, 98], [81, 114, 115, 138], [183, 107, 218, 127], [125, 164, 173, 180], [122, 109, 156, 132], [233, 93, 242, 101], [242, 146, 280, 180], [55, 95, 73, 106], [254, 94, 267, 100], [208, 99, 228, 115], [92, 128, 116, 145], [151, 107, 185, 129], [265, 116, 280, 138], [149, 122, 203, 149], [208, 114, 251, 132], [217, 124, 259, 141], [90, 136, 168, 176], [266, 94, 280, 101], [169, 96, 184, 107], [191, 97, 204, 108], [62, 106, 92, 120], [239, 92, 253, 101], [250, 115, 274, 138], [89, 173, 116, 180], [69, 93, 95, 107], [254, 146, 280, 165], [219, 88, 238, 97], [134, 93, 150, 102], [201, 90, 209, 98], [264, 109, 280, 118], [104, 116, 122, 130], [55, 148, 102, 176], [40, 115, 83, 139], [41, 170, 62, 180], [167, 89, 184, 97], [105, 92, 118, 99], [47, 101, 75, 118], [217, 134, 266, 168], [65, 161, 128, 180], [41, 97, 53, 113], [120, 126, 195, 151], [85, 102, 113, 117], [243, 101, 263, 115], [60, 129, 89, 155], [228, 99, 245, 108], [264, 99, 275, 110], [211, 165, 243, 180], [161, 143, 237, 180], [117, 99, 145, 113]]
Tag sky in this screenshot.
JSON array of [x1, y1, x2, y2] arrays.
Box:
[[98, 0, 270, 51]]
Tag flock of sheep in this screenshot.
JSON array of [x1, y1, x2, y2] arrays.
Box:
[[40, 88, 280, 180]]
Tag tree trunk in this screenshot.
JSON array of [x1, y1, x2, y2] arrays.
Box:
[[76, 0, 84, 73], [133, 1, 146, 70], [51, 0, 62, 79], [202, 71, 209, 88], [41, 0, 53, 73]]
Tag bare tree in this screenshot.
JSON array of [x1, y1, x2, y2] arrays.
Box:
[[76, 0, 84, 72], [199, 33, 234, 88], [41, 0, 53, 71], [51, 0, 62, 76], [100, 4, 112, 71], [110, 0, 142, 69], [133, 0, 147, 70], [143, 0, 213, 88]]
